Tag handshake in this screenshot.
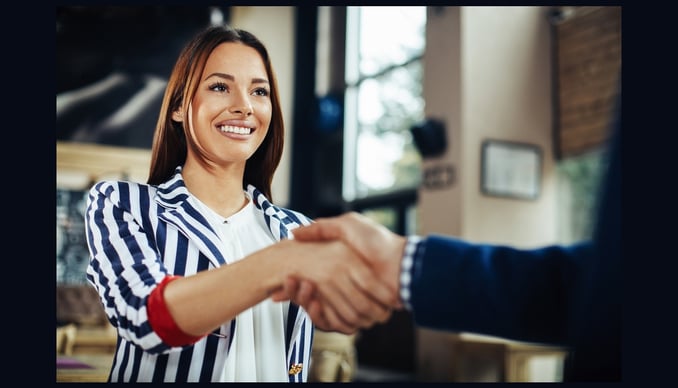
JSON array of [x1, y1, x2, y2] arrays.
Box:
[[268, 212, 408, 334]]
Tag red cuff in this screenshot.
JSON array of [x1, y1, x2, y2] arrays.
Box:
[[147, 275, 205, 347]]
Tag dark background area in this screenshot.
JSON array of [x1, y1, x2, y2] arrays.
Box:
[[56, 6, 227, 148]]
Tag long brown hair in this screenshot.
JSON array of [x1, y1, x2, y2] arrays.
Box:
[[147, 25, 285, 200]]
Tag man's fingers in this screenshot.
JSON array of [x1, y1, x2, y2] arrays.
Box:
[[307, 301, 336, 332], [292, 215, 355, 242], [321, 272, 390, 330], [317, 298, 359, 335], [352, 267, 399, 308], [291, 223, 333, 241], [344, 259, 399, 314], [281, 276, 358, 333]]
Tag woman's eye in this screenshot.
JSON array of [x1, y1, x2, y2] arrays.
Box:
[[253, 88, 269, 97], [209, 82, 228, 92]]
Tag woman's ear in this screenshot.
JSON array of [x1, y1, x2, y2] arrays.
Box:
[[172, 109, 184, 122]]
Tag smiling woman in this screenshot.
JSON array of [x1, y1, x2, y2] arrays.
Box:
[[82, 24, 397, 383], [83, 25, 308, 382]]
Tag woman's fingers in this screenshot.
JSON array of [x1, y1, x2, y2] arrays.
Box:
[[268, 284, 289, 302], [294, 278, 316, 307]]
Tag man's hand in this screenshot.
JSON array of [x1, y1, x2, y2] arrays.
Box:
[[271, 212, 407, 331], [270, 238, 394, 334]]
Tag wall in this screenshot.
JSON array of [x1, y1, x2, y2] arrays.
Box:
[[555, 6, 621, 159], [418, 6, 557, 246], [421, 4, 558, 280], [461, 6, 557, 246], [417, 6, 558, 381]]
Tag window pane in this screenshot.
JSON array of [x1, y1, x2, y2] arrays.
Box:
[[556, 150, 605, 244], [357, 6, 426, 76], [406, 204, 420, 235], [344, 6, 426, 201], [354, 61, 424, 198]]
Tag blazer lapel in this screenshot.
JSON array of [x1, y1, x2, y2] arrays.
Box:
[[246, 184, 310, 241], [155, 167, 226, 268]]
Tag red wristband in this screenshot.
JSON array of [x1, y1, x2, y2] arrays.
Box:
[[147, 275, 205, 347]]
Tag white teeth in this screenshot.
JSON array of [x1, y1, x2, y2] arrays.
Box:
[[220, 125, 252, 135]]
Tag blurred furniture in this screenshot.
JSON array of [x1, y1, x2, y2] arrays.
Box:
[[71, 324, 117, 354], [56, 323, 78, 355], [449, 333, 567, 382], [56, 284, 117, 382], [309, 331, 357, 382], [57, 284, 108, 326], [57, 284, 117, 354]]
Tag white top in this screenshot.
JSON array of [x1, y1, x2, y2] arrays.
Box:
[[191, 192, 290, 382]]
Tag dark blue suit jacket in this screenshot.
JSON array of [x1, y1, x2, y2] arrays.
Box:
[[410, 96, 621, 381]]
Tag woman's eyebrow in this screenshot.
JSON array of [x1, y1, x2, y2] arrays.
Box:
[[204, 72, 234, 81], [204, 72, 269, 85]]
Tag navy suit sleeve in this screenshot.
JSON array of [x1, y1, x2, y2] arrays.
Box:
[[410, 235, 594, 345], [408, 87, 620, 363], [405, 83, 620, 380]]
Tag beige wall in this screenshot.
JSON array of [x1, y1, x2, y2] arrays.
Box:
[[417, 6, 559, 381], [461, 6, 556, 246], [230, 7, 296, 206], [421, 6, 557, 246]]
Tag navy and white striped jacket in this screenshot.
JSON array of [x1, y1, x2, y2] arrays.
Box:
[[84, 166, 314, 382]]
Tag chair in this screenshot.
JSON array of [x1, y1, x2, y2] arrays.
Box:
[[57, 323, 78, 355]]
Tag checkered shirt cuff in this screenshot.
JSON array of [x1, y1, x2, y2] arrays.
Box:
[[399, 235, 424, 311]]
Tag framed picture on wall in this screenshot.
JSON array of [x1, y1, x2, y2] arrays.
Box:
[[480, 139, 542, 200]]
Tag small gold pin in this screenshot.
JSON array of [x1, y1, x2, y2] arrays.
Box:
[[288, 363, 303, 375]]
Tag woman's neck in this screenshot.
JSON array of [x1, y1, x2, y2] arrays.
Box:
[[182, 158, 249, 219]]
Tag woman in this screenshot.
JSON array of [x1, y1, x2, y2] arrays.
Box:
[[84, 25, 393, 382]]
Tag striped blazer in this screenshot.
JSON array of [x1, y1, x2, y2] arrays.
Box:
[[84, 166, 314, 382]]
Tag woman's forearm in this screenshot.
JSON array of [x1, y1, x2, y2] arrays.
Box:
[[162, 240, 295, 337]]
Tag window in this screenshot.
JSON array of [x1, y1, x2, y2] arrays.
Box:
[[339, 7, 426, 374], [343, 6, 427, 202], [556, 150, 606, 244]]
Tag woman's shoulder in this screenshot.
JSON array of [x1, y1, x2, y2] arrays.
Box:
[[88, 179, 156, 197], [89, 179, 151, 189]]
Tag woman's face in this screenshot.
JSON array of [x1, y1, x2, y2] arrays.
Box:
[[175, 42, 272, 167]]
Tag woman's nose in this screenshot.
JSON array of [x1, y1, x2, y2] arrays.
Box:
[[229, 92, 253, 116], [230, 104, 253, 116]]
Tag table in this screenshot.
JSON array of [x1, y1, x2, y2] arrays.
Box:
[[416, 330, 569, 382], [57, 353, 114, 382], [453, 333, 568, 382]]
